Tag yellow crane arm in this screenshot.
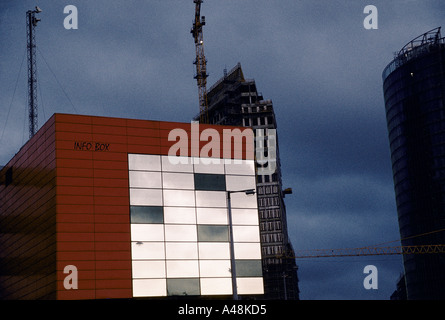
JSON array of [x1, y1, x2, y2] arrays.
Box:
[[283, 244, 445, 258]]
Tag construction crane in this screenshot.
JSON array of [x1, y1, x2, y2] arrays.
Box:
[[191, 0, 209, 124], [280, 228, 445, 259], [26, 6, 42, 138], [288, 244, 445, 258]]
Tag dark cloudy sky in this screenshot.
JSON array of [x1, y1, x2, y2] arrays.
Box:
[[1, 0, 444, 300]]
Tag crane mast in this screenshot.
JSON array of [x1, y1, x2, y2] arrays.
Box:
[[191, 0, 209, 124]]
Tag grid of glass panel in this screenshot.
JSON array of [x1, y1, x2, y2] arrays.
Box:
[[129, 154, 263, 297]]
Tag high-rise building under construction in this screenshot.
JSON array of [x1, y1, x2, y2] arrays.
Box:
[[382, 27, 445, 299], [194, 63, 300, 300]]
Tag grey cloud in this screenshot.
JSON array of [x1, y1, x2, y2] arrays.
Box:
[[1, 0, 444, 299]]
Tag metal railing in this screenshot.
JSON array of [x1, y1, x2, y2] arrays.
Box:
[[382, 27, 445, 81]]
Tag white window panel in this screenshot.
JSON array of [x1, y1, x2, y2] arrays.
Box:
[[132, 260, 166, 278], [193, 157, 225, 174], [129, 171, 162, 188], [195, 191, 227, 208], [161, 155, 193, 173], [232, 209, 259, 225], [200, 278, 232, 295], [234, 243, 262, 259], [236, 277, 264, 295], [130, 188, 163, 206], [229, 192, 257, 209], [131, 242, 165, 260], [164, 224, 197, 242], [233, 226, 260, 242], [164, 207, 196, 224], [132, 279, 166, 297], [130, 224, 164, 242], [224, 159, 255, 175], [196, 208, 228, 225], [165, 242, 198, 260], [163, 189, 195, 207], [198, 243, 230, 259], [128, 154, 161, 171], [162, 172, 194, 190], [199, 260, 231, 278], [166, 260, 199, 278], [225, 175, 256, 192]]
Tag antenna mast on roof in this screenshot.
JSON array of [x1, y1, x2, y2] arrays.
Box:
[[26, 7, 42, 138]]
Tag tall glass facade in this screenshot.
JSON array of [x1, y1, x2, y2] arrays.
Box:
[[128, 154, 263, 297], [382, 27, 445, 299]]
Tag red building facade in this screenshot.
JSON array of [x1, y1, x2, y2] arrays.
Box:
[[0, 114, 257, 300]]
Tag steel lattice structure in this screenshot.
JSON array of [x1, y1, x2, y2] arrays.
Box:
[[191, 0, 209, 124], [286, 244, 445, 258], [26, 7, 41, 138]]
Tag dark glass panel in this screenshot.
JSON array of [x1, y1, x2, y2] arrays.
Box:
[[130, 206, 164, 224], [194, 173, 226, 191]]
